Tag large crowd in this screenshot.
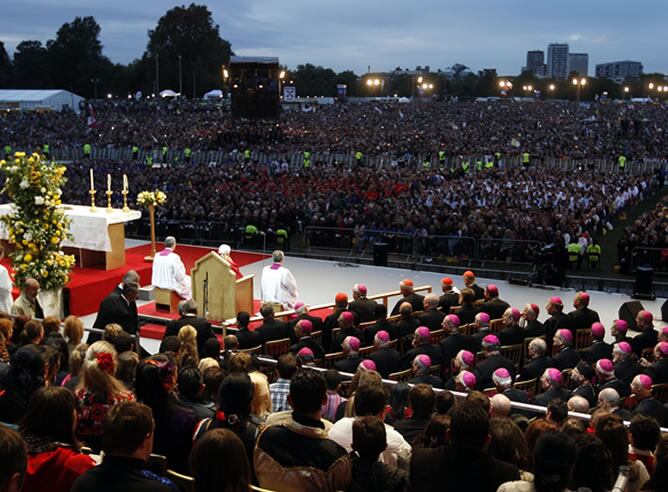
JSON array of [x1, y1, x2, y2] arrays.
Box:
[[2, 99, 668, 160], [0, 270, 667, 491], [618, 196, 668, 272]]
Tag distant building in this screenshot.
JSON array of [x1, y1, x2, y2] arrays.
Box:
[[0, 90, 84, 113], [525, 50, 545, 74], [568, 53, 589, 77], [595, 61, 644, 82], [547, 43, 569, 79]]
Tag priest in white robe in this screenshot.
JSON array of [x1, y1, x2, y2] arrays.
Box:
[[0, 246, 13, 313], [151, 236, 192, 299], [261, 250, 298, 311]]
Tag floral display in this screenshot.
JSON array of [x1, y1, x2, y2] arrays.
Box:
[[0, 152, 76, 290], [136, 190, 167, 208]]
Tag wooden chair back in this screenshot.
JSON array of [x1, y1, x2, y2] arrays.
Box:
[[311, 330, 323, 344], [263, 338, 291, 358], [359, 345, 377, 356], [575, 329, 592, 351], [461, 323, 477, 336], [166, 470, 195, 492], [238, 344, 262, 355], [389, 368, 413, 382], [652, 383, 668, 404], [513, 378, 538, 399], [641, 347, 654, 363], [430, 329, 445, 345], [500, 343, 523, 369], [324, 351, 345, 368], [490, 318, 504, 333]]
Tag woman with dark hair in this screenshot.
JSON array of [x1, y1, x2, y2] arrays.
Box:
[[385, 383, 411, 425], [190, 428, 250, 492], [0, 317, 15, 361], [0, 344, 47, 423], [192, 371, 264, 475], [569, 433, 614, 492], [487, 418, 532, 481], [19, 387, 95, 492], [20, 320, 44, 346], [498, 431, 578, 492], [44, 334, 69, 384], [135, 353, 198, 474], [411, 414, 450, 450]]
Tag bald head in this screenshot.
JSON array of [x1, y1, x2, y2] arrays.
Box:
[[423, 294, 439, 309], [490, 394, 511, 418], [122, 270, 140, 284], [598, 388, 621, 408], [567, 395, 590, 413], [399, 302, 413, 317], [165, 236, 176, 249], [23, 278, 40, 300]]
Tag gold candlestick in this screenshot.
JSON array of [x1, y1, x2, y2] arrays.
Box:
[[121, 190, 129, 212], [89, 189, 97, 212], [106, 191, 113, 212]]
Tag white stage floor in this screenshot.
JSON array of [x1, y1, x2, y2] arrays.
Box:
[[83, 242, 668, 354]]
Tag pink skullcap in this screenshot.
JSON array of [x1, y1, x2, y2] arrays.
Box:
[[359, 359, 376, 371], [634, 374, 653, 389], [614, 319, 628, 333], [441, 277, 453, 285], [297, 347, 314, 358], [493, 368, 512, 386], [374, 330, 390, 343], [639, 310, 653, 323], [343, 336, 361, 352], [460, 370, 477, 388], [549, 296, 563, 306], [530, 304, 540, 316], [486, 284, 499, 296], [446, 314, 460, 327], [662, 327, 668, 336], [355, 283, 367, 295], [476, 312, 490, 325], [457, 350, 475, 368], [340, 311, 354, 323], [483, 334, 500, 347], [596, 358, 614, 374], [578, 292, 590, 304], [660, 342, 668, 357], [294, 300, 305, 311], [297, 319, 313, 333], [615, 341, 632, 354], [416, 326, 431, 340], [545, 368, 562, 385], [415, 354, 432, 368], [335, 292, 348, 303], [591, 322, 605, 338], [556, 329, 573, 344], [402, 279, 414, 287], [508, 307, 521, 322]]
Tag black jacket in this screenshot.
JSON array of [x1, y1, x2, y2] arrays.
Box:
[[256, 318, 291, 342], [524, 320, 545, 338], [480, 298, 510, 320], [499, 324, 524, 346], [572, 383, 597, 408], [290, 337, 325, 360], [440, 333, 474, 368], [586, 340, 612, 363], [614, 359, 640, 385], [469, 284, 485, 301], [418, 308, 445, 332], [165, 315, 216, 354], [408, 374, 444, 389], [369, 348, 401, 378], [71, 456, 175, 492], [401, 344, 443, 369], [645, 358, 668, 384], [235, 328, 265, 350], [552, 347, 581, 370], [335, 355, 363, 374], [288, 313, 324, 336], [331, 327, 364, 353], [634, 397, 665, 425], [92, 290, 138, 336], [348, 298, 379, 324], [567, 306, 600, 331], [350, 456, 407, 492], [543, 311, 571, 353], [474, 354, 516, 390], [534, 386, 571, 406], [438, 291, 460, 313], [390, 293, 425, 316], [631, 328, 658, 357], [519, 355, 552, 382], [392, 317, 419, 339], [452, 303, 477, 325], [598, 378, 631, 398]]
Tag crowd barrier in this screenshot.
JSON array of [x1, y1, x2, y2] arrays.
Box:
[[630, 246, 668, 274]]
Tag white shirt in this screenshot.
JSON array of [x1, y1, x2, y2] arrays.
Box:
[[0, 264, 12, 313], [151, 248, 191, 299], [261, 263, 298, 309], [328, 416, 411, 470]]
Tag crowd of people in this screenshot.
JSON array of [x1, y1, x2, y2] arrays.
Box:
[[2, 99, 668, 161], [618, 196, 668, 273], [0, 268, 667, 491]]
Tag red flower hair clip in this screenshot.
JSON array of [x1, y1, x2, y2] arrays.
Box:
[[96, 352, 114, 373]]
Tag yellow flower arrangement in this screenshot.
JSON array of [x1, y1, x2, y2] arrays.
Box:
[[1, 152, 74, 290], [136, 190, 167, 208]]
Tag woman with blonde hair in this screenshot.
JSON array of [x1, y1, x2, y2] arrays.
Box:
[[63, 316, 84, 354], [75, 340, 134, 451], [60, 343, 88, 390], [0, 317, 13, 363], [177, 324, 199, 368]]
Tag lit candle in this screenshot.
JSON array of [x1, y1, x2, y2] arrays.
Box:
[[123, 174, 128, 192], [89, 169, 94, 191], [107, 173, 111, 192]]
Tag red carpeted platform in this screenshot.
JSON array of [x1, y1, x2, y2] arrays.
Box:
[[1, 244, 268, 317]]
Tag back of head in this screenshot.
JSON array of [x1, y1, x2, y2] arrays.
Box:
[[408, 384, 435, 420], [460, 288, 474, 305], [488, 417, 529, 470], [217, 372, 253, 417], [42, 316, 61, 337], [354, 382, 388, 417], [533, 431, 578, 492], [164, 236, 176, 249], [182, 299, 198, 316], [82, 340, 124, 397], [435, 390, 456, 415], [19, 386, 78, 448], [20, 320, 43, 345], [277, 353, 298, 380], [6, 344, 47, 396], [450, 399, 489, 449], [236, 311, 251, 328], [0, 426, 27, 491], [159, 336, 181, 354], [223, 335, 239, 351], [629, 414, 660, 452], [203, 366, 224, 402], [352, 416, 387, 460], [122, 270, 140, 285], [103, 401, 154, 456], [190, 428, 250, 492], [135, 354, 176, 414], [272, 250, 284, 263], [547, 399, 569, 426], [228, 352, 252, 373], [289, 370, 326, 415], [571, 433, 614, 492], [117, 351, 139, 386], [202, 337, 221, 359], [595, 414, 628, 471], [178, 366, 203, 400], [259, 303, 274, 319]]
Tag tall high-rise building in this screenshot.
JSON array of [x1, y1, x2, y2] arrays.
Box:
[[595, 61, 644, 82], [568, 53, 589, 77], [547, 43, 569, 79], [526, 50, 544, 73]]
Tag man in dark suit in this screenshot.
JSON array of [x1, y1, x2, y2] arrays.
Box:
[[452, 288, 478, 325], [330, 311, 363, 353], [407, 355, 443, 388], [522, 303, 545, 338], [499, 307, 524, 346], [418, 294, 445, 331], [552, 329, 581, 370], [288, 302, 324, 335], [392, 302, 419, 340], [408, 399, 519, 492], [585, 322, 612, 363], [390, 279, 425, 315], [233, 311, 264, 350], [363, 304, 392, 346], [437, 277, 460, 313], [595, 358, 630, 398], [473, 334, 516, 390], [631, 374, 665, 424], [598, 387, 632, 420], [333, 335, 362, 373], [289, 319, 325, 360], [164, 299, 216, 354], [439, 314, 474, 370], [493, 368, 530, 405], [644, 342, 668, 384], [631, 310, 658, 357], [534, 368, 571, 405], [519, 337, 552, 381], [255, 303, 290, 342], [322, 292, 349, 351], [471, 312, 492, 352], [402, 326, 443, 369], [347, 283, 378, 324], [480, 284, 510, 321], [567, 291, 600, 332], [613, 341, 640, 385], [92, 281, 139, 340], [368, 330, 401, 378], [543, 296, 571, 354], [612, 319, 632, 345], [462, 271, 485, 301]]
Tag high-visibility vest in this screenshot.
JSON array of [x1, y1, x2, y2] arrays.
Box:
[[567, 243, 580, 262], [3, 145, 10, 156], [355, 151, 363, 161], [476, 160, 483, 171], [495, 152, 501, 162], [462, 161, 470, 173], [587, 244, 601, 262], [184, 148, 191, 157], [132, 146, 139, 154], [245, 224, 258, 238], [83, 143, 91, 155], [43, 144, 49, 154], [162, 146, 168, 157], [276, 229, 288, 244], [438, 151, 446, 162], [244, 149, 251, 160], [485, 160, 494, 169], [423, 159, 431, 169], [303, 151, 311, 167], [618, 155, 626, 169], [522, 152, 530, 164], [145, 154, 153, 166]]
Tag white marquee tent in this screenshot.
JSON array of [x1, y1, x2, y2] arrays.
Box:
[[0, 90, 84, 113]]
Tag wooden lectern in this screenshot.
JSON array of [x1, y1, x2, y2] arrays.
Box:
[[191, 252, 254, 321]]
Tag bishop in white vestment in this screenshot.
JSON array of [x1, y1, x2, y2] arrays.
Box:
[[151, 236, 192, 299], [261, 250, 298, 310]]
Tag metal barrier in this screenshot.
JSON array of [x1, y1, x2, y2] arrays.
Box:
[[631, 246, 668, 274]]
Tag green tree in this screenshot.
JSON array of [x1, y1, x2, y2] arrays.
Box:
[[146, 3, 233, 97], [293, 64, 337, 97], [46, 16, 113, 97], [335, 70, 358, 97], [12, 41, 52, 88], [0, 41, 12, 88]]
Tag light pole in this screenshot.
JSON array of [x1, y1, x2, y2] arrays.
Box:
[[90, 78, 99, 100], [623, 86, 630, 100], [548, 83, 556, 98], [279, 70, 286, 99], [222, 67, 229, 97], [178, 55, 183, 96], [498, 80, 513, 96], [155, 54, 160, 95], [522, 84, 533, 97], [572, 77, 586, 103]]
